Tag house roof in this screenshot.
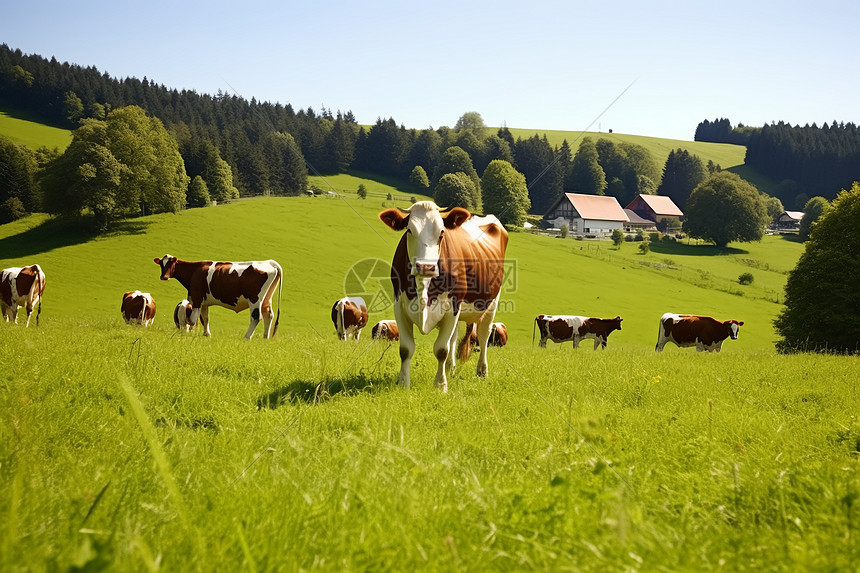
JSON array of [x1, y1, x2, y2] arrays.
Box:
[[628, 194, 684, 217], [623, 209, 656, 226], [548, 193, 628, 222], [779, 211, 804, 221]]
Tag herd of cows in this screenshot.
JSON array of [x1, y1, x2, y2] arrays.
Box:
[[1, 201, 745, 391]]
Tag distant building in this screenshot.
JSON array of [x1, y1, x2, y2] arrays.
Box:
[[625, 194, 684, 231], [775, 210, 804, 230], [544, 193, 628, 237]]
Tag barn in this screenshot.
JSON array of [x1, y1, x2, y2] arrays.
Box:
[[625, 194, 684, 232], [543, 193, 628, 237]]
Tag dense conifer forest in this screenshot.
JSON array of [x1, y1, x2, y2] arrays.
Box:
[[695, 117, 860, 201]]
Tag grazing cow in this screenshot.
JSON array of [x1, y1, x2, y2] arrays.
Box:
[[533, 315, 623, 350], [655, 313, 744, 352], [173, 299, 195, 331], [379, 201, 508, 392], [457, 322, 508, 362], [1, 264, 46, 327], [154, 255, 282, 338], [121, 291, 156, 326], [331, 297, 368, 340], [371, 319, 399, 341]]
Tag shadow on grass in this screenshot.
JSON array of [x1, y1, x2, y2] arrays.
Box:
[[256, 372, 392, 409], [0, 216, 150, 259], [647, 240, 748, 257]]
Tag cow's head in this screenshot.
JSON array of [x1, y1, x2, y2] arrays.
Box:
[[613, 316, 623, 331], [727, 320, 744, 339], [379, 201, 471, 278], [154, 254, 177, 280]]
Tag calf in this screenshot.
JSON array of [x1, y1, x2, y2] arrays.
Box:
[[173, 299, 195, 331], [534, 315, 623, 350], [655, 313, 743, 352], [1, 264, 46, 327], [332, 297, 368, 340], [371, 319, 399, 341], [155, 255, 282, 339], [121, 291, 156, 326]]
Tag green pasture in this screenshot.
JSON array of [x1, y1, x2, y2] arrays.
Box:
[[4, 196, 859, 570], [0, 110, 72, 151], [0, 196, 800, 349], [2, 321, 859, 570]]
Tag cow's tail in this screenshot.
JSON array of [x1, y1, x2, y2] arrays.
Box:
[[532, 316, 538, 347], [457, 323, 475, 363], [271, 262, 283, 338]]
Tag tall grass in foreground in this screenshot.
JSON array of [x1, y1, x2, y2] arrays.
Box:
[[2, 319, 858, 570]]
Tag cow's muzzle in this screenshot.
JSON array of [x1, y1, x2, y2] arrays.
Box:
[[412, 260, 438, 277]]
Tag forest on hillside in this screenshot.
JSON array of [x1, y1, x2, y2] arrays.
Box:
[[1, 44, 858, 226], [695, 118, 860, 202]]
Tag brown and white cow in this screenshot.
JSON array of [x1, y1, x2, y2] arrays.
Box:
[[534, 315, 623, 350], [121, 291, 156, 326], [371, 319, 399, 341], [457, 322, 508, 362], [379, 201, 508, 392], [1, 264, 46, 327], [331, 297, 368, 340], [173, 299, 195, 331], [154, 255, 282, 339], [655, 313, 744, 352]]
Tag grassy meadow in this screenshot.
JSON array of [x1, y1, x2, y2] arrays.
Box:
[[2, 193, 859, 570], [0, 110, 72, 152]]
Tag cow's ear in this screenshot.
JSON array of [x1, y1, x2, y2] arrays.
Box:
[[154, 258, 162, 265], [737, 321, 744, 326], [379, 209, 409, 231], [443, 207, 471, 229]]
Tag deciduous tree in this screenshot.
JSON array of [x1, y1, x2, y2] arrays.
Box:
[[434, 172, 476, 211], [798, 196, 830, 240], [775, 182, 860, 353], [481, 160, 530, 226], [683, 172, 770, 248]]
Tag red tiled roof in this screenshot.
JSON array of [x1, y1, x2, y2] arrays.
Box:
[[565, 193, 628, 221]]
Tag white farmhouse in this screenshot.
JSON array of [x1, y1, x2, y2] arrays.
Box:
[[543, 193, 629, 237]]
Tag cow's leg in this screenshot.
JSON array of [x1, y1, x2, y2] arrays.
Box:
[[539, 336, 547, 348], [474, 318, 493, 378], [433, 313, 459, 392], [573, 336, 580, 349], [1, 302, 8, 322], [198, 307, 211, 337], [24, 304, 34, 328], [245, 305, 261, 339], [260, 301, 275, 339], [394, 305, 414, 388], [9, 303, 19, 324]]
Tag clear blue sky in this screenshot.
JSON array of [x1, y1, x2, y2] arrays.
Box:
[[3, 0, 857, 141]]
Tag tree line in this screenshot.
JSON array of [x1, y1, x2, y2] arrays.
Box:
[[696, 117, 860, 205]]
